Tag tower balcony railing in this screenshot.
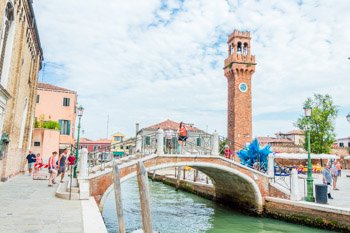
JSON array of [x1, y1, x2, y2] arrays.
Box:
[[224, 54, 256, 68]]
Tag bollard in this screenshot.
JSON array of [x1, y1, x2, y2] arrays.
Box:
[[290, 168, 300, 201], [113, 161, 126, 233], [211, 131, 219, 156], [176, 167, 182, 190], [136, 161, 153, 233], [156, 129, 164, 156]]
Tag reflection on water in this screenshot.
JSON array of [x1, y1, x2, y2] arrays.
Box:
[[102, 178, 331, 233]]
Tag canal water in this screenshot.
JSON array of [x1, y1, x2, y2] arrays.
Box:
[[102, 178, 331, 233]]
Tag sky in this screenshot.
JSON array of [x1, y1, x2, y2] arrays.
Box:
[[32, 0, 350, 140]]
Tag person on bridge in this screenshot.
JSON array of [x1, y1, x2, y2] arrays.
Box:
[[224, 145, 232, 159], [178, 122, 188, 154]]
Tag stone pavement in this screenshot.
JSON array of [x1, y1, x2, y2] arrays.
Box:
[[0, 174, 106, 233]]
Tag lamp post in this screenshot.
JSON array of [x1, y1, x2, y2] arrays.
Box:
[[73, 105, 84, 178], [304, 104, 315, 202], [346, 113, 350, 123]]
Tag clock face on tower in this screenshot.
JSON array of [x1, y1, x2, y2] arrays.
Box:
[[239, 82, 248, 93]]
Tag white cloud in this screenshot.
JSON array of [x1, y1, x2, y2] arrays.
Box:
[[32, 0, 350, 140]]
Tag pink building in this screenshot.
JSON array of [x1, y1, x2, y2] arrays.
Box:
[[79, 138, 111, 153], [32, 83, 77, 159]]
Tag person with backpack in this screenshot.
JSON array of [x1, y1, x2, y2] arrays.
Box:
[[177, 122, 188, 154]]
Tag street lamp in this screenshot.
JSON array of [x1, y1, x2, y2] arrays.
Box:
[[73, 105, 84, 178], [304, 104, 315, 202], [346, 112, 350, 123]]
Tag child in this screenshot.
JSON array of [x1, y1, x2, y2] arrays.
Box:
[[48, 151, 58, 187]]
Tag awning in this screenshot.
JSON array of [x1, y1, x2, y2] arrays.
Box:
[[113, 151, 124, 156], [273, 153, 339, 160]]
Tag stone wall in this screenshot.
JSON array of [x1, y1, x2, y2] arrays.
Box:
[[265, 197, 350, 232], [0, 0, 42, 181]]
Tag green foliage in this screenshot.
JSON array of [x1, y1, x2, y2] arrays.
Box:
[[34, 116, 60, 130], [219, 138, 227, 155], [42, 120, 60, 130], [296, 94, 338, 154]]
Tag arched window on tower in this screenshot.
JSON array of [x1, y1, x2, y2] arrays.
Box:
[[243, 42, 248, 55], [0, 1, 15, 88], [230, 43, 234, 54], [237, 41, 242, 54]]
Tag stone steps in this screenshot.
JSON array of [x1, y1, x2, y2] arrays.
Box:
[[55, 178, 80, 200]]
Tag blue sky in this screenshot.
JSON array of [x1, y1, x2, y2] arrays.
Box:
[[32, 0, 350, 140]]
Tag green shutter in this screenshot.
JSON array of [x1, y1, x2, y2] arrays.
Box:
[[197, 138, 201, 146], [67, 121, 71, 135], [58, 120, 63, 134], [145, 136, 150, 146]]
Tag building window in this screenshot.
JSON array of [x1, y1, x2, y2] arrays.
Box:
[[36, 95, 40, 103], [339, 142, 344, 147], [114, 136, 123, 142], [34, 141, 40, 147], [63, 98, 70, 106], [196, 138, 202, 147], [145, 136, 151, 146], [120, 145, 123, 149], [348, 142, 350, 147], [59, 120, 71, 135], [93, 146, 97, 150]]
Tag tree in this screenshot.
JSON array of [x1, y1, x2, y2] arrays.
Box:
[[296, 94, 338, 154]]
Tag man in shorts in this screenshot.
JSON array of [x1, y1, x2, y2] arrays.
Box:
[[57, 148, 68, 183], [26, 150, 36, 175]]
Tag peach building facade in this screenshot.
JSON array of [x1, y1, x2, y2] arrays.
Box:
[[33, 83, 77, 155]]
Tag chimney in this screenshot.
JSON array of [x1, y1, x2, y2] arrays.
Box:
[[136, 123, 140, 136]]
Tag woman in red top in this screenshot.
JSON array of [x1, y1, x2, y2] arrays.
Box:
[[178, 122, 188, 154], [224, 145, 232, 159]]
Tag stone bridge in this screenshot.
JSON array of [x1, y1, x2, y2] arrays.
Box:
[[86, 154, 288, 214]]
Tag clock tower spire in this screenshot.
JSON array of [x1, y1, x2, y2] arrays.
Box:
[[224, 30, 256, 155]]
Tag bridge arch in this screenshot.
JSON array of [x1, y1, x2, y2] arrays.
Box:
[[94, 156, 267, 214]]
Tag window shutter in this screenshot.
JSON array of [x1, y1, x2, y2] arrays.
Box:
[[67, 120, 71, 135], [67, 98, 70, 106], [58, 120, 63, 134]]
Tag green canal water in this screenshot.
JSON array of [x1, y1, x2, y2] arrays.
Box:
[[102, 178, 332, 233]]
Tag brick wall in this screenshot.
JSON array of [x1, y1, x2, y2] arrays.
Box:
[[0, 0, 42, 181], [264, 197, 350, 232]]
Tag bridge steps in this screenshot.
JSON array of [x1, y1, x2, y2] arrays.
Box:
[[55, 178, 80, 200]]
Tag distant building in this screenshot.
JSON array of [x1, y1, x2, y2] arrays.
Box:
[[0, 0, 43, 181], [79, 138, 111, 153], [336, 137, 350, 148], [110, 132, 128, 156], [33, 83, 77, 156], [137, 119, 212, 155]]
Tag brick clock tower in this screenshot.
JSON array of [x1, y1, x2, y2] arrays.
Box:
[[224, 30, 256, 154]]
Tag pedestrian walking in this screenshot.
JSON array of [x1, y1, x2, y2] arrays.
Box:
[[322, 164, 333, 199], [48, 151, 58, 187], [57, 149, 68, 183], [25, 150, 36, 175], [331, 163, 339, 190], [177, 122, 188, 154], [336, 160, 342, 177]]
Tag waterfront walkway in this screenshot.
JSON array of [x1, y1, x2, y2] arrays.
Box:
[[0, 174, 107, 233]]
